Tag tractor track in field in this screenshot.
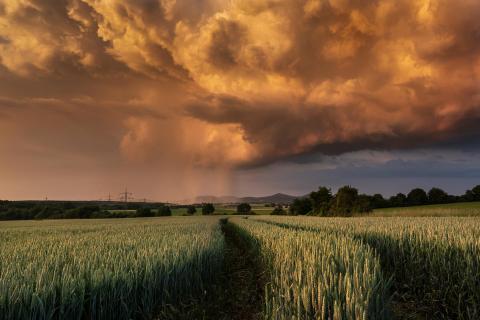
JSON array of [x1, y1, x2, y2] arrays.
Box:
[[212, 219, 265, 320], [156, 218, 265, 320]]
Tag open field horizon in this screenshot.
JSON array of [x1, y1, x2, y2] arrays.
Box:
[[2, 0, 480, 318]]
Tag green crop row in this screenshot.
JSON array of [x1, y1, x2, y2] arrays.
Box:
[[2, 215, 478, 319], [0, 217, 224, 320], [253, 216, 480, 319], [229, 217, 391, 319]]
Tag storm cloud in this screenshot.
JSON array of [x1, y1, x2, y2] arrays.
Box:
[[1, 0, 480, 199]]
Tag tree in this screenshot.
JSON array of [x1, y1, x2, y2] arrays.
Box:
[[62, 202, 75, 210], [156, 204, 172, 216], [34, 206, 62, 219], [136, 207, 153, 217], [463, 189, 475, 202], [271, 205, 286, 215], [331, 186, 359, 216], [407, 188, 428, 206], [428, 188, 449, 204], [236, 203, 252, 214], [202, 203, 215, 215], [289, 198, 312, 215], [186, 205, 197, 215], [389, 193, 407, 207], [371, 194, 388, 208], [309, 187, 333, 216], [354, 194, 373, 214], [472, 185, 480, 201], [63, 206, 95, 219]]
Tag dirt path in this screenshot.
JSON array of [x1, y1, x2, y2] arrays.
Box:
[[210, 219, 264, 320], [156, 219, 264, 320]]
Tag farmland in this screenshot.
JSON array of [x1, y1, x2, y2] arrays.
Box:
[[105, 204, 273, 216], [254, 216, 480, 318], [170, 204, 274, 216], [0, 217, 224, 320], [371, 201, 480, 217], [1, 215, 479, 319]]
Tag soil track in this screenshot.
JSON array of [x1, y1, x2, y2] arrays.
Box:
[[156, 218, 264, 320], [213, 219, 265, 320]]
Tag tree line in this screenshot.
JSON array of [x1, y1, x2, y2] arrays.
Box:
[[273, 185, 480, 216], [0, 201, 175, 221], [0, 200, 221, 220], [2, 184, 479, 220]]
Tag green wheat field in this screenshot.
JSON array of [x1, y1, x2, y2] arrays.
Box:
[[1, 214, 479, 319]]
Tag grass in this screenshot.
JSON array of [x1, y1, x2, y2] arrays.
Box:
[[372, 201, 480, 217]]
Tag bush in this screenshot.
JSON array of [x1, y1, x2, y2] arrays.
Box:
[[136, 207, 154, 217], [371, 194, 388, 208], [289, 198, 312, 215], [35, 206, 63, 219], [354, 194, 373, 214], [64, 206, 101, 219], [202, 203, 215, 215], [271, 206, 286, 215], [186, 205, 197, 215], [236, 203, 252, 214], [156, 205, 172, 217], [389, 193, 407, 207]]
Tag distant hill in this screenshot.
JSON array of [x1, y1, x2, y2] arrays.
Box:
[[240, 193, 298, 204], [192, 193, 299, 204], [193, 195, 240, 204]]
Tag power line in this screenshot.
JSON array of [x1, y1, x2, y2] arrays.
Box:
[[119, 188, 134, 203], [98, 190, 156, 203]]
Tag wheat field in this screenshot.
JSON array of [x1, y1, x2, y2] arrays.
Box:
[[0, 217, 224, 320], [1, 215, 479, 319]]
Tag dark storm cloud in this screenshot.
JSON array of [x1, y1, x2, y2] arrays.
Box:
[[207, 19, 248, 70], [3, 1, 480, 168], [186, 92, 480, 166], [1, 0, 480, 200], [175, 0, 480, 166], [233, 150, 480, 197]]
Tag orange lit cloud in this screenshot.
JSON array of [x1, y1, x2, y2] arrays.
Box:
[[1, 0, 480, 199]]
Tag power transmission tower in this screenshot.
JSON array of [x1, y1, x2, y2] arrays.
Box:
[[119, 188, 133, 203]]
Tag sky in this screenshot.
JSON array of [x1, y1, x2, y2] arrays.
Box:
[[0, 0, 479, 201]]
